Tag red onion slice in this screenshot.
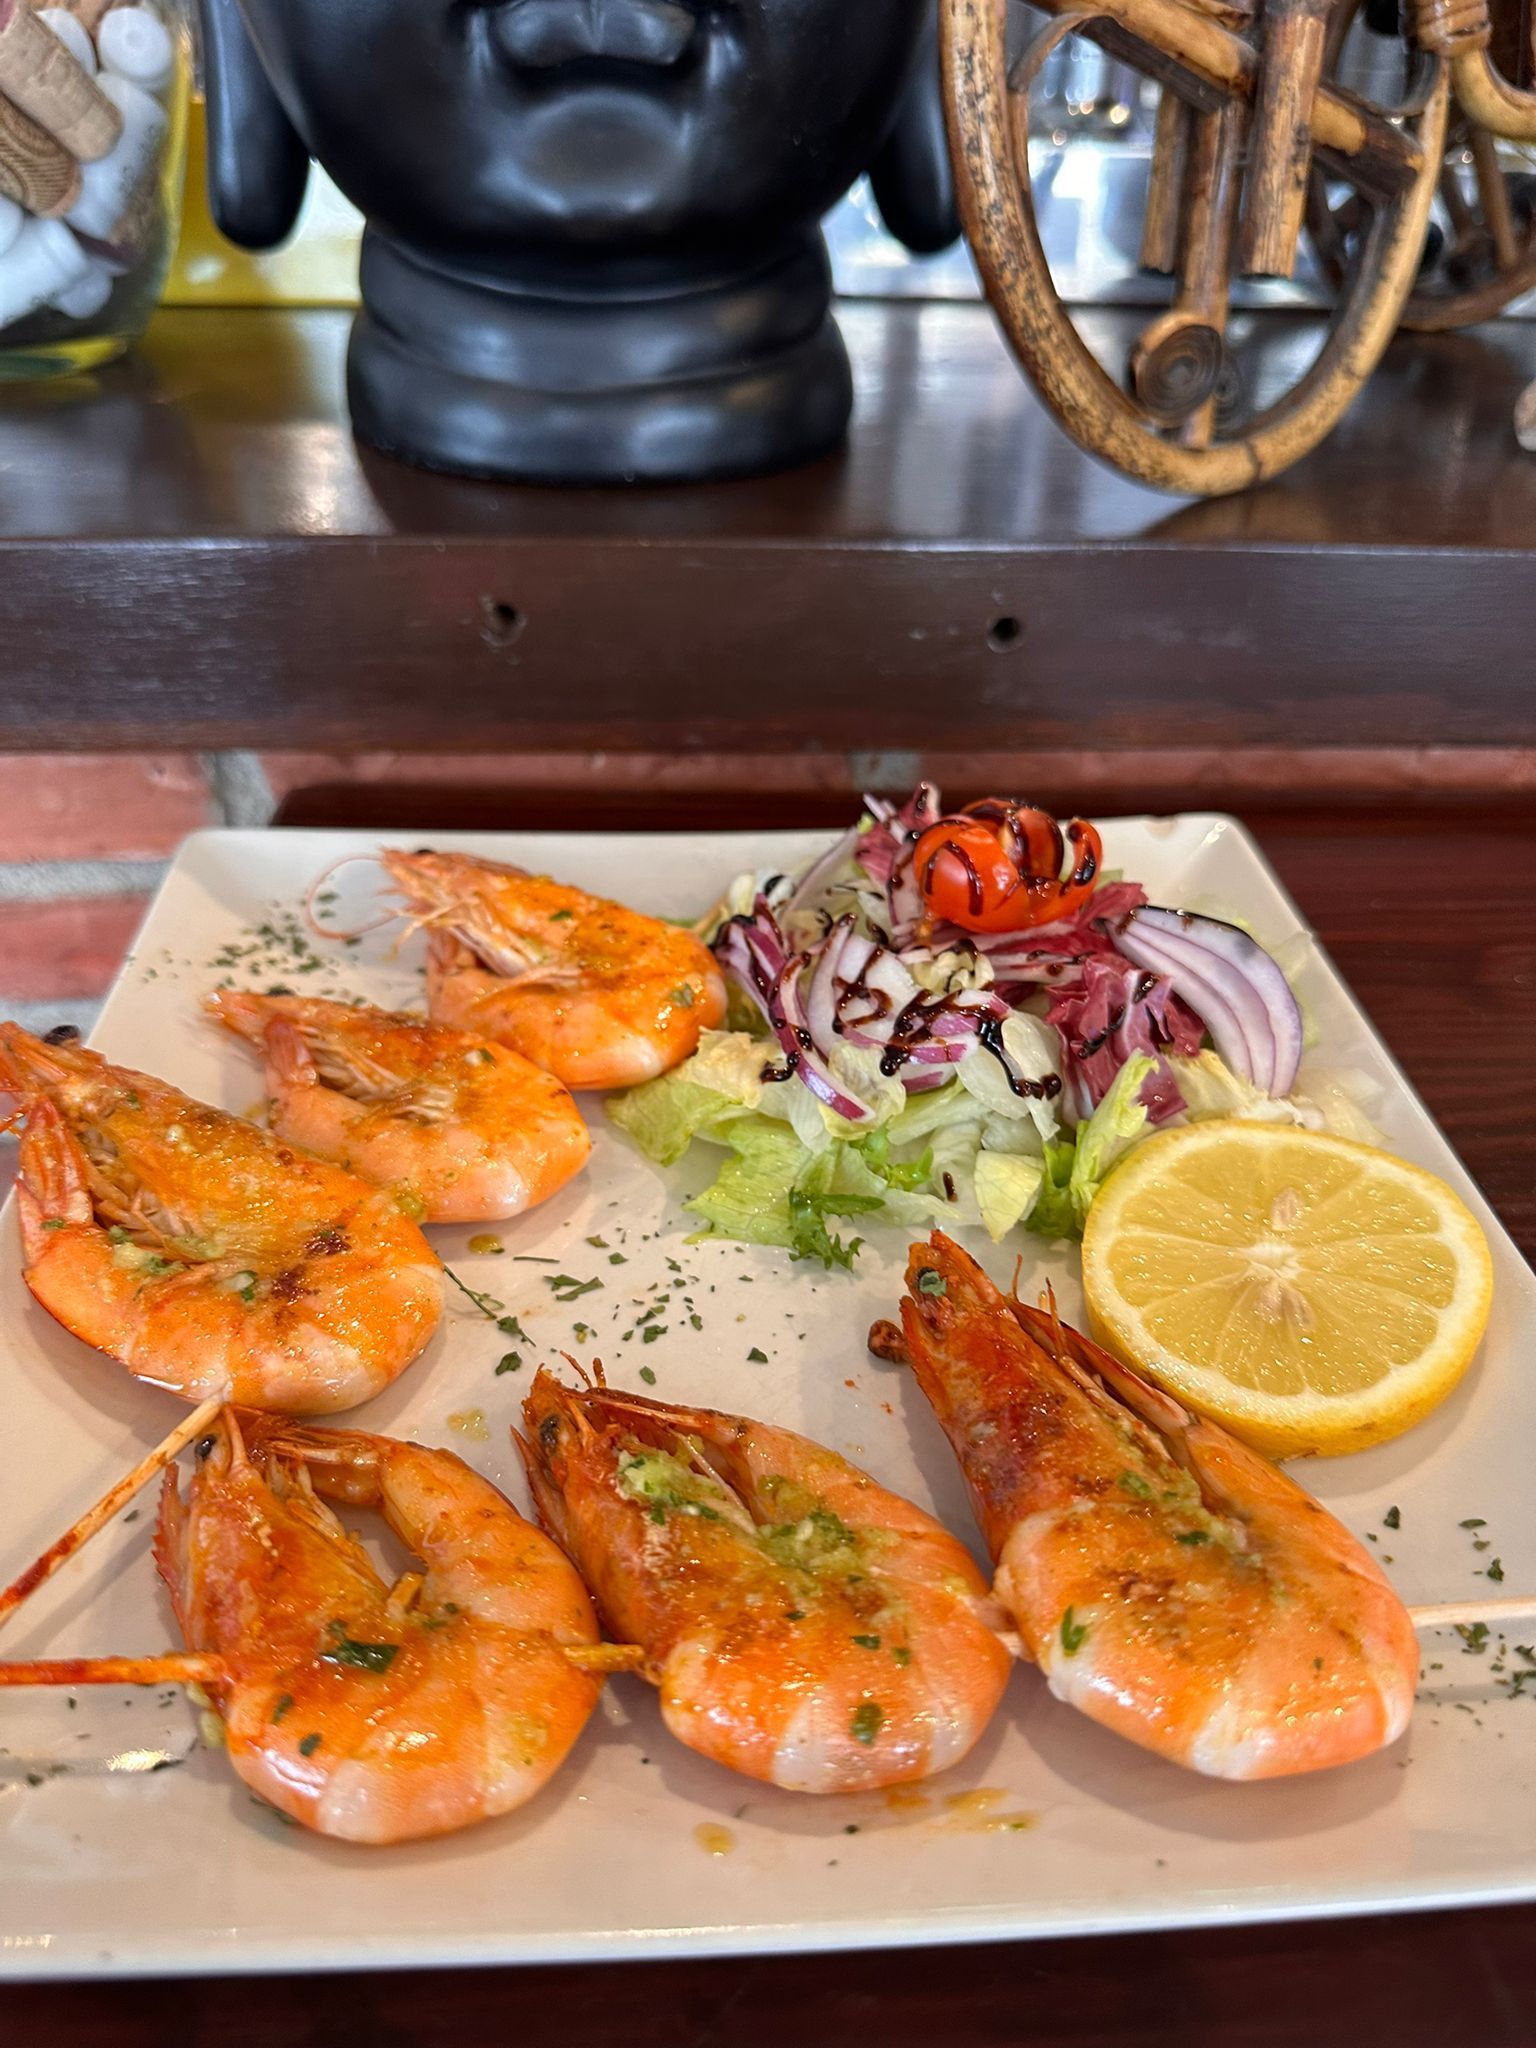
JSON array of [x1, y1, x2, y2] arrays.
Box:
[[782, 823, 865, 921], [1116, 906, 1302, 1096], [774, 958, 877, 1122]]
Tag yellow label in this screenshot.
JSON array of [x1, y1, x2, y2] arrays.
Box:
[[166, 98, 361, 308]]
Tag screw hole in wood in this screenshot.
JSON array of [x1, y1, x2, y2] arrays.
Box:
[[480, 598, 526, 649]]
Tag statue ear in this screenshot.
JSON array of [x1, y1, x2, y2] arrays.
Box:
[[198, 0, 310, 248], [868, 4, 959, 256]]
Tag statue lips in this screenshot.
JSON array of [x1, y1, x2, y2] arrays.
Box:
[[492, 0, 699, 69]]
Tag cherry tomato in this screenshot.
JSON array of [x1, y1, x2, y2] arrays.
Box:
[[912, 818, 1020, 929], [913, 804, 1103, 934]]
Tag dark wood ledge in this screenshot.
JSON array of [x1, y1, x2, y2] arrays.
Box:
[[4, 302, 1536, 760]]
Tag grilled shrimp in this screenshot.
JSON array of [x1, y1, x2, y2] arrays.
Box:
[[206, 991, 591, 1224], [375, 849, 725, 1090], [0, 1025, 442, 1413], [519, 1371, 1012, 1794], [0, 1412, 605, 1842], [876, 1234, 1418, 1781]]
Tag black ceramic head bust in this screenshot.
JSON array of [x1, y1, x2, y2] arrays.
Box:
[[200, 0, 958, 483]]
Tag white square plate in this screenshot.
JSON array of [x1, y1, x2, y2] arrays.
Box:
[[0, 818, 1532, 1981]]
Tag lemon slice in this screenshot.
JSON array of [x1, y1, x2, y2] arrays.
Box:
[[1080, 1120, 1493, 1458]]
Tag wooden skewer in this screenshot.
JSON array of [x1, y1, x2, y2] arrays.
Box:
[[0, 1642, 647, 1688], [0, 1394, 223, 1641], [1410, 1598, 1536, 1632], [0, 1653, 223, 1688], [564, 1642, 648, 1674]]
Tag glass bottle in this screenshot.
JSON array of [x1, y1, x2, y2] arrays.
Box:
[[0, 0, 190, 378]]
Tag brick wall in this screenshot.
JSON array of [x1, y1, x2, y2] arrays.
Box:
[[2, 747, 868, 1035], [6, 744, 1531, 1039]]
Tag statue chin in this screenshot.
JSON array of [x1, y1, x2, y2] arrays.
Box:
[[492, 92, 697, 254]]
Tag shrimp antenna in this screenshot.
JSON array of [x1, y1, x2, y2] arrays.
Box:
[[551, 1349, 598, 1391], [0, 1395, 225, 1641], [302, 853, 400, 944]]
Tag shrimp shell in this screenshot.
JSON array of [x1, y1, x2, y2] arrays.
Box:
[[0, 1024, 443, 1413], [887, 1233, 1418, 1780], [518, 1371, 1011, 1794], [206, 991, 591, 1224], [155, 1410, 603, 1842], [376, 849, 726, 1090]]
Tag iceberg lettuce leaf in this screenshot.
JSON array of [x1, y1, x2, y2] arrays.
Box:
[[975, 1150, 1046, 1242], [1068, 1052, 1157, 1224]]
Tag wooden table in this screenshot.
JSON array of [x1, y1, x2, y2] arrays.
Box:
[[4, 300, 1536, 776], [4, 794, 1532, 2044]]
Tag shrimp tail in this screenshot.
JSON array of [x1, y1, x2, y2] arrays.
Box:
[[205, 994, 320, 1097], [262, 1019, 320, 1095], [13, 1099, 94, 1258], [201, 989, 271, 1048]]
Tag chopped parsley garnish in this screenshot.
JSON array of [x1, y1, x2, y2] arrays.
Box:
[[1487, 1557, 1505, 1581], [915, 1268, 946, 1297], [1383, 1506, 1401, 1530], [298, 1732, 322, 1757], [1175, 1529, 1210, 1546], [1460, 1518, 1487, 1529], [786, 1186, 879, 1272], [586, 1235, 609, 1249], [747, 1346, 768, 1364], [1457, 1622, 1491, 1655], [850, 1703, 884, 1746], [495, 1352, 523, 1375], [642, 1325, 665, 1344], [851, 1634, 881, 1650], [856, 1129, 934, 1193], [670, 985, 697, 1008], [41, 1218, 66, 1232], [639, 1366, 657, 1386], [271, 1694, 294, 1724], [1118, 1472, 1153, 1500], [444, 1267, 511, 1323], [1060, 1607, 1089, 1656], [498, 1315, 528, 1341], [321, 1626, 399, 1674], [891, 1646, 912, 1666], [609, 1253, 628, 1265], [547, 1274, 603, 1303]]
